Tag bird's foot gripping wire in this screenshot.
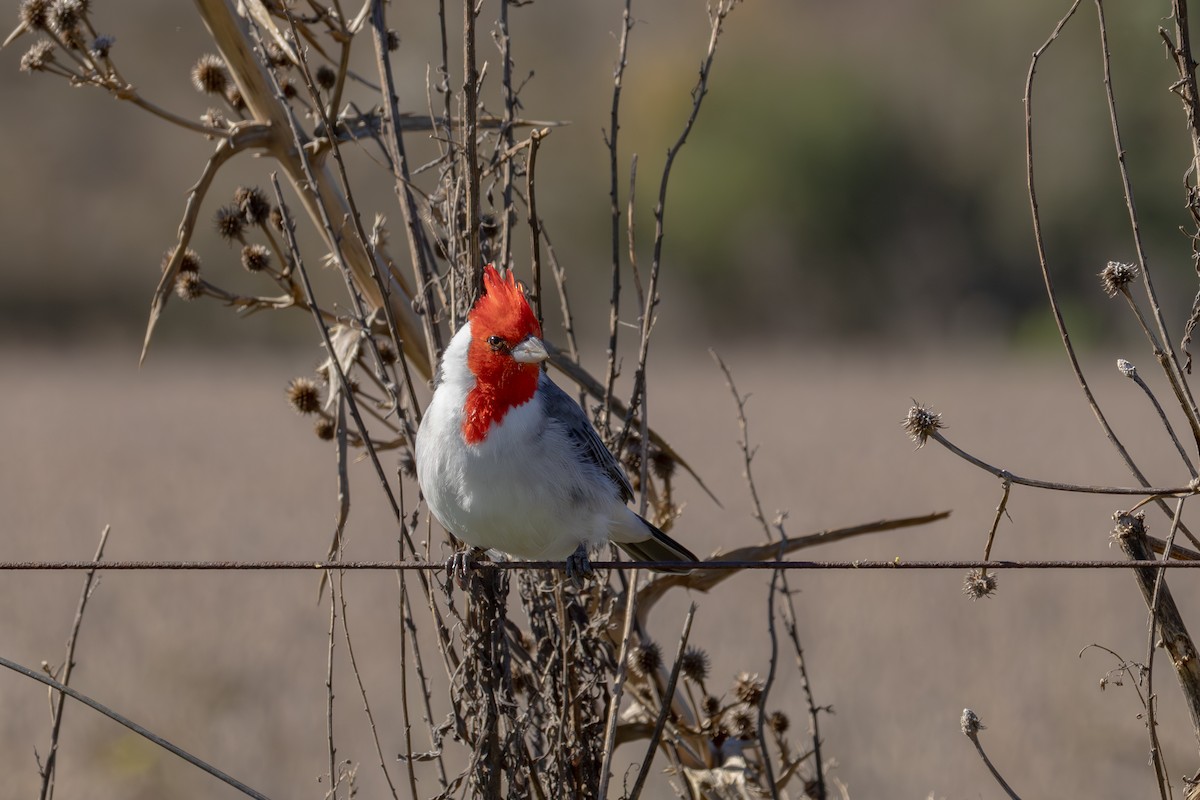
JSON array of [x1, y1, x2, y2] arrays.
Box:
[[444, 547, 481, 592], [565, 544, 593, 586]]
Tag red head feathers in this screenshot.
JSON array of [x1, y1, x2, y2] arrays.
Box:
[[462, 265, 543, 443]]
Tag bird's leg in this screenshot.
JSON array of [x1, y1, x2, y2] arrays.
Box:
[[444, 546, 482, 592], [565, 543, 593, 585]]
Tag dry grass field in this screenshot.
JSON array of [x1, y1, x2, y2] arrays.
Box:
[[3, 342, 1197, 798]]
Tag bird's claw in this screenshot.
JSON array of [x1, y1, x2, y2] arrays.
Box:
[[445, 548, 479, 591], [565, 544, 593, 586]]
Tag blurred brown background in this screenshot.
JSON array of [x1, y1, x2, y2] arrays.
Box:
[[4, 1, 1200, 798]]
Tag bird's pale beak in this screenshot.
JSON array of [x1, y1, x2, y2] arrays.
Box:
[[511, 336, 548, 364]]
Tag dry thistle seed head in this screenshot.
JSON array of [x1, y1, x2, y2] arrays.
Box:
[[314, 417, 335, 441], [89, 34, 113, 58], [903, 403, 942, 448], [241, 244, 270, 273], [265, 42, 291, 68], [174, 271, 203, 301], [960, 708, 984, 736], [270, 207, 285, 232], [279, 77, 298, 99], [48, 0, 83, 35], [1112, 510, 1147, 540], [733, 672, 764, 706], [729, 707, 755, 739], [178, 248, 201, 273], [768, 710, 789, 735], [962, 568, 998, 600], [315, 64, 336, 90], [628, 641, 662, 677], [702, 695, 720, 718], [234, 186, 271, 225], [191, 53, 228, 95], [287, 377, 321, 415], [19, 39, 55, 73], [1100, 261, 1138, 298], [386, 29, 400, 51], [200, 108, 228, 131], [19, 0, 51, 30], [376, 339, 398, 365], [680, 646, 710, 683], [1117, 359, 1137, 379], [214, 205, 246, 241]]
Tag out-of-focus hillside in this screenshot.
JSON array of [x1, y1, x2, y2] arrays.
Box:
[[1, 1, 1195, 348]]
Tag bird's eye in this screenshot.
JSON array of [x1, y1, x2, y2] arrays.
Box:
[[487, 335, 506, 351]]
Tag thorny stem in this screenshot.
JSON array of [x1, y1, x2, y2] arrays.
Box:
[[463, 0, 483, 306], [602, 0, 635, 433], [39, 525, 111, 800], [325, 579, 339, 800], [527, 128, 546, 328], [758, 567, 782, 800]]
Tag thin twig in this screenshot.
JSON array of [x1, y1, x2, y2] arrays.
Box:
[[961, 710, 1022, 800], [527, 128, 546, 327], [463, 0, 482, 305], [597, 565, 640, 799], [1144, 499, 1185, 800], [1095, 0, 1200, 452], [1120, 359, 1198, 479], [39, 525, 111, 800], [325, 577, 339, 800], [929, 429, 1196, 496], [0, 655, 270, 800], [628, 603, 696, 800]]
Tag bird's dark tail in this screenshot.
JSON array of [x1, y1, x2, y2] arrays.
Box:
[[615, 516, 698, 574]]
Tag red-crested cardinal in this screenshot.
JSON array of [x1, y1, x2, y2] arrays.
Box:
[[415, 264, 697, 575]]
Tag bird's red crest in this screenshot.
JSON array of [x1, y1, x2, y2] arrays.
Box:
[[462, 265, 543, 444], [469, 264, 541, 342]]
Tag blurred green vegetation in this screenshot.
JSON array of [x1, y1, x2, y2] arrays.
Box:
[[2, 0, 1198, 350]]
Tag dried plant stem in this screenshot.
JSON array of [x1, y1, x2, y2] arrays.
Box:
[[602, 0, 635, 433], [370, 0, 443, 370], [1123, 361, 1199, 479], [628, 603, 696, 800], [527, 128, 546, 327], [463, 0, 482, 304], [929, 430, 1195, 496], [1114, 514, 1200, 751], [0, 654, 269, 800], [758, 566, 782, 800], [39, 525, 111, 800], [1144, 499, 1185, 800], [597, 566, 640, 800], [712, 350, 824, 796], [1095, 0, 1200, 448], [963, 717, 1022, 800], [1120, 291, 1200, 456], [325, 579, 339, 800], [1022, 1, 1190, 524]]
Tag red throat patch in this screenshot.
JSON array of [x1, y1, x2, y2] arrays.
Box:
[[462, 265, 543, 444]]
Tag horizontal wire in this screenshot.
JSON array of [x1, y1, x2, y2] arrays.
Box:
[[0, 559, 1199, 571]]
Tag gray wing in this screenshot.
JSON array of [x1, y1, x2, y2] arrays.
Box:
[[538, 373, 635, 503]]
